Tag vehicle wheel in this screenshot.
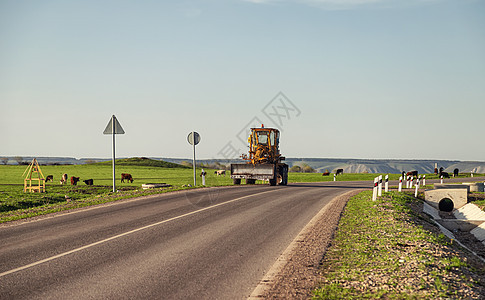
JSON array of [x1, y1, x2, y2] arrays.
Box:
[[233, 179, 241, 185], [269, 178, 277, 186], [283, 166, 288, 185], [280, 173, 287, 185], [246, 179, 256, 184], [279, 165, 288, 185]]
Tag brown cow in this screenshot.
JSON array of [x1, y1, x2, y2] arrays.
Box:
[[83, 179, 94, 185], [45, 175, 54, 182], [121, 173, 134, 183], [406, 170, 418, 177], [440, 171, 450, 178], [71, 176, 80, 185], [60, 173, 68, 184]]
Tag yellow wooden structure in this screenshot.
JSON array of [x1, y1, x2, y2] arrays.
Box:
[[23, 158, 45, 193]]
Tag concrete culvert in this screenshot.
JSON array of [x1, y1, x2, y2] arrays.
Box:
[[438, 198, 454, 212]]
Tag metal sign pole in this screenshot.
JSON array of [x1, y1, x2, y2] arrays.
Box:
[[187, 131, 200, 187], [192, 131, 196, 186], [112, 116, 116, 193], [103, 115, 124, 193]]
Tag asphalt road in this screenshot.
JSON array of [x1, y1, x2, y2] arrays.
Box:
[[0, 181, 370, 299]]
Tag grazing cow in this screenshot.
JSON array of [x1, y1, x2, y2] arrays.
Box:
[[335, 169, 344, 176], [406, 170, 418, 177], [434, 168, 439, 175], [71, 176, 80, 185], [322, 171, 330, 176], [200, 170, 207, 177], [83, 179, 94, 185], [215, 170, 226, 176], [121, 173, 134, 183], [439, 167, 444, 174], [440, 171, 450, 178], [453, 168, 459, 177], [45, 175, 54, 182], [60, 173, 68, 184]]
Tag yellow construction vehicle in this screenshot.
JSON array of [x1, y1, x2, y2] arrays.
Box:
[[231, 125, 288, 186]]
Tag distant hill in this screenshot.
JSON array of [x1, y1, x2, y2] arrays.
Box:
[[161, 157, 485, 174], [0, 156, 187, 169], [93, 157, 189, 168], [284, 158, 485, 174], [1, 156, 484, 174]]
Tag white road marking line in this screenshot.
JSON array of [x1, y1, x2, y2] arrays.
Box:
[[0, 189, 277, 278]]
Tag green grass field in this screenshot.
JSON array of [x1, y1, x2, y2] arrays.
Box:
[[0, 159, 234, 222], [2, 160, 485, 296], [0, 163, 230, 186], [0, 158, 482, 223]]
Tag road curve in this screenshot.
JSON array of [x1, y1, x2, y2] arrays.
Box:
[[0, 181, 372, 299]]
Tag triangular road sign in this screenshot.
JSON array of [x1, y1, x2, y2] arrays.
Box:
[[103, 115, 125, 134]]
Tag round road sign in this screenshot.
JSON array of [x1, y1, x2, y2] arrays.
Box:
[[187, 131, 201, 146]]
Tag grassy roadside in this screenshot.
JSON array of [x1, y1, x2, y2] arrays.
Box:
[[0, 185, 208, 224], [0, 161, 421, 223], [0, 169, 388, 223], [0, 160, 232, 223], [1, 161, 483, 224], [313, 191, 485, 299]]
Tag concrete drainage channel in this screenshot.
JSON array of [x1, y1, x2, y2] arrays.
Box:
[[423, 182, 485, 259], [141, 183, 172, 190]]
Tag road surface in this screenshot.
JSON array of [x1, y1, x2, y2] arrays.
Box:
[[0, 181, 369, 299]]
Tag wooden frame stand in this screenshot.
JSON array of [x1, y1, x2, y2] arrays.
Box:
[[23, 158, 45, 193]]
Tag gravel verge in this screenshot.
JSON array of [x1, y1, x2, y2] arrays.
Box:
[[254, 189, 363, 299]]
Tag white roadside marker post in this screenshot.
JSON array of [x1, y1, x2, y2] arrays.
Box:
[[333, 174, 336, 182], [415, 176, 420, 197], [378, 175, 383, 197], [372, 177, 378, 201], [384, 174, 389, 192], [406, 176, 409, 189], [398, 176, 402, 192], [410, 176, 414, 188], [440, 175, 443, 184], [423, 175, 426, 186]]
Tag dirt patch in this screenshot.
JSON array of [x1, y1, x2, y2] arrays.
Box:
[[469, 193, 485, 211]]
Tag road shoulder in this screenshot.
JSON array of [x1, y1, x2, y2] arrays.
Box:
[[248, 189, 364, 299]]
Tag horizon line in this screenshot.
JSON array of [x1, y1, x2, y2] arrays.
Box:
[[1, 156, 483, 163]]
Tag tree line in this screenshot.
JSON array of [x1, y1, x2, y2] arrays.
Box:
[[1, 157, 26, 165], [289, 163, 317, 173]]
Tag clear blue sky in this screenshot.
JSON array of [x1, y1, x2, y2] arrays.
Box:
[[1, 0, 484, 161]]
